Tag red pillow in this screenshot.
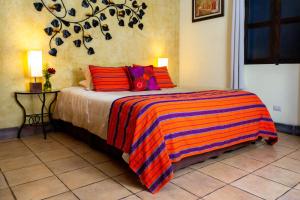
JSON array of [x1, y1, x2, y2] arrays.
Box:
[[153, 67, 175, 88], [127, 66, 160, 91], [89, 65, 131, 91]]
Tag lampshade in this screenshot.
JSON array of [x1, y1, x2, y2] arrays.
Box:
[[28, 50, 43, 77], [158, 58, 168, 67]]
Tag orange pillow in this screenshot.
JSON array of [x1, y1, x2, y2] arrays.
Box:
[[89, 65, 131, 91], [153, 66, 176, 88]]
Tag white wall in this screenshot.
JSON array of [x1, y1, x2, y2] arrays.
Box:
[[179, 0, 300, 125], [179, 0, 232, 90], [244, 65, 300, 125]]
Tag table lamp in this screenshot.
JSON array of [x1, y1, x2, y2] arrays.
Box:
[[158, 58, 169, 68], [28, 50, 43, 92]]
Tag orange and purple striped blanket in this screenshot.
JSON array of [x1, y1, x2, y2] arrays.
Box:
[[107, 90, 277, 193]]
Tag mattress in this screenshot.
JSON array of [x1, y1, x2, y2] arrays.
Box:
[[53, 87, 195, 140]]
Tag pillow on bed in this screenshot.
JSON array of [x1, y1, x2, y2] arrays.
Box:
[[153, 66, 176, 88], [127, 66, 160, 91], [89, 65, 131, 91], [79, 80, 91, 90], [84, 68, 94, 90], [133, 64, 153, 68], [78, 68, 94, 90], [133, 64, 175, 88]]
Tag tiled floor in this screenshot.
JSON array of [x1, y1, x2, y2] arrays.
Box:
[[0, 132, 300, 200]]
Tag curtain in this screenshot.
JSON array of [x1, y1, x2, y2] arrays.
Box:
[[231, 0, 245, 90]]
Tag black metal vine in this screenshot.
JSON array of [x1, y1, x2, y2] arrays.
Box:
[[33, 0, 147, 56]]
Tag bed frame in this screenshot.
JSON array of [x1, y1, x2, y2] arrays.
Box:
[[54, 120, 260, 171]]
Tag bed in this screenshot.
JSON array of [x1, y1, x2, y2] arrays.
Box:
[[53, 86, 277, 193]]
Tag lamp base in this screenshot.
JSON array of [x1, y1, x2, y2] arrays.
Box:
[[30, 82, 42, 93]]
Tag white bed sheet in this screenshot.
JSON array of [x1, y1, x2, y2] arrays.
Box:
[[53, 87, 195, 140]]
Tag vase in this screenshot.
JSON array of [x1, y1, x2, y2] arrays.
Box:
[[43, 78, 52, 92]]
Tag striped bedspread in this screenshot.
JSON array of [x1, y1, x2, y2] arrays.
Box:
[[107, 90, 277, 193]]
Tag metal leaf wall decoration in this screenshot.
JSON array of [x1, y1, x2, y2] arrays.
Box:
[[33, 0, 147, 56]]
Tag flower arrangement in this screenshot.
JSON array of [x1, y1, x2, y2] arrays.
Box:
[[43, 66, 56, 91], [43, 67, 56, 79]]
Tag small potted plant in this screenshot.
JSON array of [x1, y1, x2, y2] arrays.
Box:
[[43, 66, 56, 91]]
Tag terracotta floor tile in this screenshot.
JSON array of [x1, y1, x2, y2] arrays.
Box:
[[277, 132, 292, 139], [171, 171, 225, 197], [50, 133, 83, 148], [277, 189, 300, 200], [199, 162, 248, 183], [49, 132, 70, 140], [254, 165, 300, 187], [0, 138, 18, 143], [80, 150, 111, 164], [4, 164, 53, 186], [137, 183, 198, 200], [242, 145, 294, 163], [287, 150, 300, 161], [0, 154, 41, 172], [203, 185, 262, 200], [95, 160, 128, 177], [0, 141, 25, 151], [73, 179, 131, 200], [1, 132, 300, 200], [0, 173, 8, 189], [114, 172, 145, 193], [45, 192, 79, 200], [277, 133, 300, 149], [122, 195, 141, 200], [0, 146, 33, 161], [221, 155, 266, 172], [272, 157, 300, 174], [71, 143, 93, 154], [27, 140, 65, 153], [46, 156, 90, 174], [0, 188, 14, 200], [21, 135, 55, 145], [189, 159, 217, 170], [58, 166, 107, 189], [231, 174, 290, 200], [174, 167, 194, 178], [12, 176, 68, 200], [36, 148, 75, 162]]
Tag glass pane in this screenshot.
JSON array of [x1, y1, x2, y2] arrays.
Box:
[[280, 23, 300, 59], [248, 0, 271, 23], [281, 0, 300, 18], [247, 27, 271, 60]]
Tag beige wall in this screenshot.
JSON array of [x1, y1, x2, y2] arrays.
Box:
[[245, 65, 300, 125], [179, 0, 300, 125], [179, 0, 232, 90], [2, 0, 299, 129], [0, 0, 180, 129]]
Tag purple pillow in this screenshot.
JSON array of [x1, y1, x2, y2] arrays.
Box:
[[127, 66, 160, 91]]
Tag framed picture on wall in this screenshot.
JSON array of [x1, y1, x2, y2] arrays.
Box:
[[192, 0, 224, 22]]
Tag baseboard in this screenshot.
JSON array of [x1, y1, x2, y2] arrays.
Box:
[[0, 126, 41, 140], [275, 123, 300, 136]]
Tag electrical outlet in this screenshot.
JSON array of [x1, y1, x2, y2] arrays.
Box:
[[273, 105, 282, 112]]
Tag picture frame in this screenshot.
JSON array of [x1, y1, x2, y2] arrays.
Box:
[[192, 0, 224, 22]]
